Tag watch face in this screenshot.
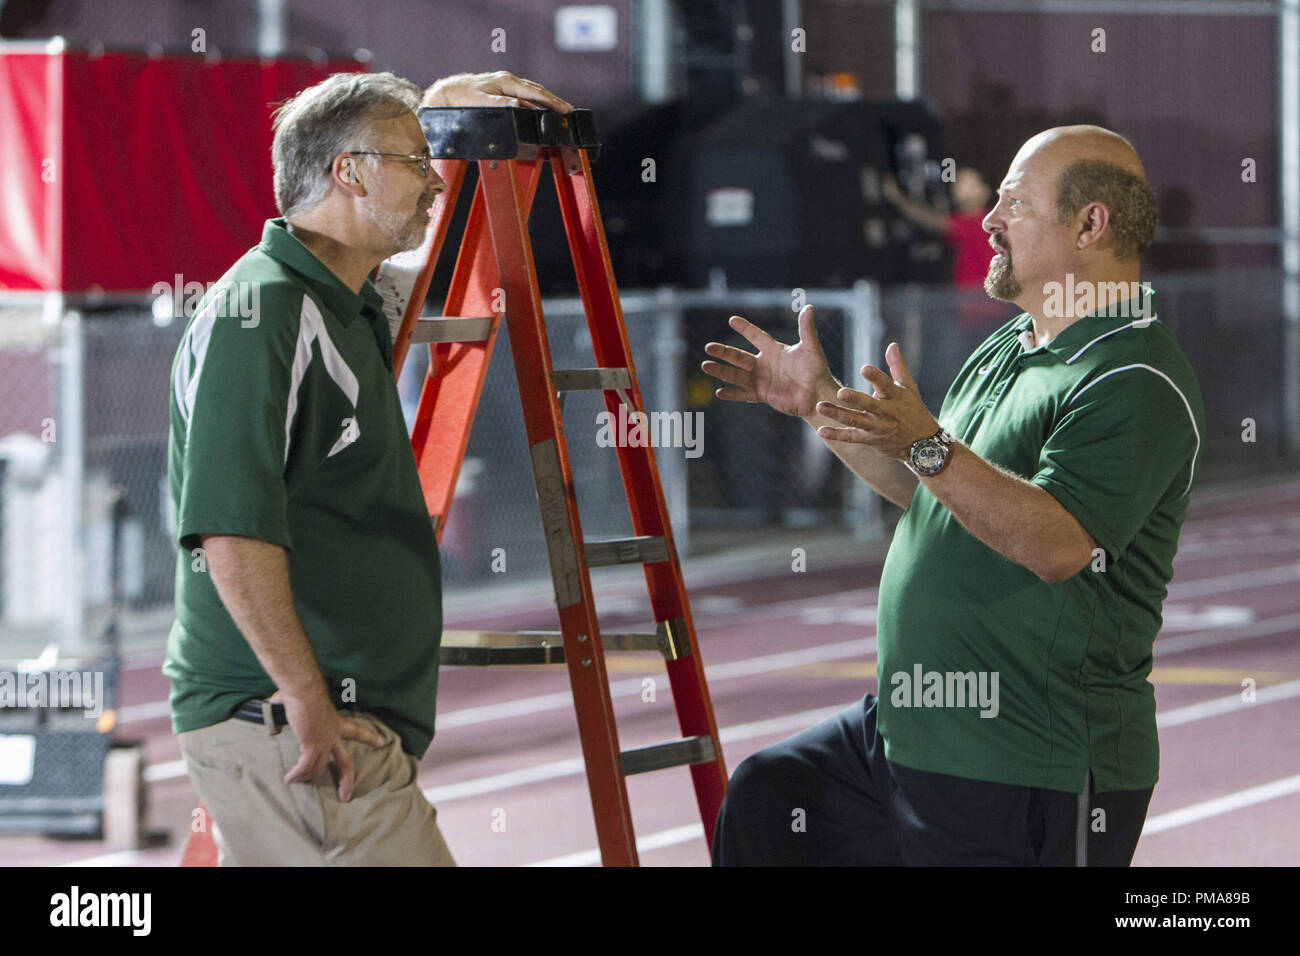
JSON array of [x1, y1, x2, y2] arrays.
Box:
[[916, 442, 943, 470]]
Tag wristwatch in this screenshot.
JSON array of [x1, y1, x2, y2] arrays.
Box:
[[905, 427, 955, 477]]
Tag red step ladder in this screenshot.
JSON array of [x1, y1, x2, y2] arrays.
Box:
[[181, 107, 726, 867]]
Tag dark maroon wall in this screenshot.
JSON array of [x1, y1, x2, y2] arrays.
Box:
[[923, 9, 1279, 269]]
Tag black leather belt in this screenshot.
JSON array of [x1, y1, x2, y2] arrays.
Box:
[[232, 699, 288, 728]]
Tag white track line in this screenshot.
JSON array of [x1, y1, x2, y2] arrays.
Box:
[[66, 770, 1300, 869], [112, 557, 1300, 726], [1166, 561, 1300, 599], [528, 770, 1300, 865], [527, 823, 707, 867], [71, 705, 851, 867], [58, 675, 1300, 868], [143, 674, 1300, 789], [1157, 678, 1300, 728], [1142, 774, 1300, 836], [138, 635, 871, 785], [58, 850, 149, 868], [115, 588, 877, 723], [115, 558, 1300, 722], [423, 678, 1300, 806], [1156, 611, 1300, 656], [144, 759, 188, 783], [422, 703, 847, 804], [133, 596, 1299, 784], [437, 637, 873, 731]]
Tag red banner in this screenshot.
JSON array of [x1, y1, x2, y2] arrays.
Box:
[[0, 47, 363, 293]]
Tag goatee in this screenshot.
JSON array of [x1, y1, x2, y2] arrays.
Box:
[[984, 252, 1021, 301]]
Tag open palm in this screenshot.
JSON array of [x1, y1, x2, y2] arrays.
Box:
[[701, 306, 838, 418]]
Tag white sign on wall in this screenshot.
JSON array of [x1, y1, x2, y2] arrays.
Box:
[[556, 6, 618, 52], [706, 188, 755, 227]]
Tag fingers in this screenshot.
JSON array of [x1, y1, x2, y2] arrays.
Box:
[[496, 72, 574, 112], [796, 305, 823, 352], [817, 400, 879, 431], [341, 717, 387, 748], [332, 741, 357, 803], [816, 424, 872, 444], [703, 341, 757, 371], [284, 747, 329, 785], [834, 385, 875, 409], [859, 364, 896, 396], [700, 359, 751, 389], [475, 92, 527, 109], [884, 341, 916, 387], [729, 314, 778, 351], [714, 386, 756, 403]]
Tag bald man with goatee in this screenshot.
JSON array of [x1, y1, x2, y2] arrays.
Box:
[[703, 126, 1204, 866]]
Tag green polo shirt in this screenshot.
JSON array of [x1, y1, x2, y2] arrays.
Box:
[[163, 219, 443, 758], [876, 288, 1204, 793]]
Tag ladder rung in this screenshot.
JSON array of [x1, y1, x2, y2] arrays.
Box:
[[439, 629, 662, 666], [553, 367, 631, 392], [621, 736, 717, 776], [409, 316, 493, 344], [585, 535, 669, 567]]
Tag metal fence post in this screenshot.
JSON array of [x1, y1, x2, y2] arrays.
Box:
[[57, 304, 89, 656], [846, 280, 885, 542], [1281, 0, 1300, 454], [653, 286, 691, 556]]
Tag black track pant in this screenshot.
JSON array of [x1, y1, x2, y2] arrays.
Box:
[[711, 694, 1153, 866]]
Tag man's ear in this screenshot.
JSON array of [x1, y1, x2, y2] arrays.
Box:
[[332, 155, 365, 194], [1076, 201, 1110, 251]]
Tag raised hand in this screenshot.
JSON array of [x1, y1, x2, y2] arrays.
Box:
[[701, 305, 840, 419], [814, 342, 939, 459]]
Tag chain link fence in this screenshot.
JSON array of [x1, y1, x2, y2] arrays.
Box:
[[882, 271, 1294, 480], [400, 285, 881, 587], [0, 270, 1292, 655]]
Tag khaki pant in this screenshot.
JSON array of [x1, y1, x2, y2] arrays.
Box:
[[178, 706, 455, 866]]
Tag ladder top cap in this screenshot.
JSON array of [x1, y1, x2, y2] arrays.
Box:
[[419, 106, 600, 159]]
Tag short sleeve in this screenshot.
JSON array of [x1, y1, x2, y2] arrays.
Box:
[[1031, 365, 1200, 560], [173, 282, 302, 553]]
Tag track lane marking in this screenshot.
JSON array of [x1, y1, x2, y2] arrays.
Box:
[[526, 771, 1300, 867]]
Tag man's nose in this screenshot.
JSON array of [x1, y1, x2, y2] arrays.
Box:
[[428, 167, 447, 192]]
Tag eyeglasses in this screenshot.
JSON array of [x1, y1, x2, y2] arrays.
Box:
[[339, 151, 435, 177]]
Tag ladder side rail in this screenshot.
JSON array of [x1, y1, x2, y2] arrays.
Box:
[[479, 155, 639, 866], [549, 148, 728, 847], [410, 162, 546, 541]]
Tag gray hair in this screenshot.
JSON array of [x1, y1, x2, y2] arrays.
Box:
[[271, 71, 422, 218], [1054, 159, 1159, 260]]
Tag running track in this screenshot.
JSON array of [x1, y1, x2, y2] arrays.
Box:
[[6, 478, 1299, 867]]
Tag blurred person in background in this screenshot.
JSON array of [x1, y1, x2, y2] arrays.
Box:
[[883, 166, 1009, 406], [883, 165, 995, 292]]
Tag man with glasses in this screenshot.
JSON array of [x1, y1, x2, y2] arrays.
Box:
[[166, 70, 571, 865]]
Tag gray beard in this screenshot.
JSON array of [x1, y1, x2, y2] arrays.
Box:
[[984, 253, 1022, 301], [370, 204, 429, 255], [391, 214, 428, 253]]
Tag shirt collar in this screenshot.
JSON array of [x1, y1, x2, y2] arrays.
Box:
[[258, 218, 386, 327], [1019, 284, 1157, 363]]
